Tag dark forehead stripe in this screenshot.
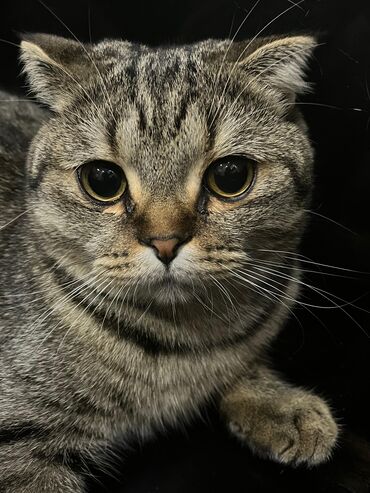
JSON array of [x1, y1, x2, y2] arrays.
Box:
[[173, 96, 189, 133], [173, 58, 200, 134], [113, 49, 141, 143], [132, 52, 199, 139], [137, 103, 147, 132], [104, 46, 142, 149], [124, 60, 139, 101]]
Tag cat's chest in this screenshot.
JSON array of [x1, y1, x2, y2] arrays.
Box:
[[47, 299, 254, 434], [80, 336, 249, 429]]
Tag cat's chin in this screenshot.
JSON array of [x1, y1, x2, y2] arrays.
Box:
[[149, 277, 194, 306]]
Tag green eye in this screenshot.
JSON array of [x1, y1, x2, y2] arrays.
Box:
[[78, 160, 127, 203], [205, 156, 255, 199]]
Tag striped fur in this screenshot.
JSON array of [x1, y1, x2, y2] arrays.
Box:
[[0, 35, 337, 491]]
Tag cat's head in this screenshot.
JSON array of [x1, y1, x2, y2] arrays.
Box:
[[20, 34, 315, 309]]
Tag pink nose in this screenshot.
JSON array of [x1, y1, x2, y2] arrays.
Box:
[[150, 238, 180, 264]]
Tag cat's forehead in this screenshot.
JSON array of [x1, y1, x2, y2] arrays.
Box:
[[113, 104, 209, 186], [49, 37, 305, 191], [61, 42, 263, 189], [94, 39, 228, 69], [100, 41, 219, 125], [85, 42, 226, 184], [94, 39, 225, 95]]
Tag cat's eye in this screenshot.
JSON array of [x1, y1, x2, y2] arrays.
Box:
[[78, 160, 127, 203], [205, 156, 255, 199]]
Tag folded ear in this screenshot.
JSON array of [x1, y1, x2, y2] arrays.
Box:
[[20, 33, 90, 111], [233, 35, 317, 102]]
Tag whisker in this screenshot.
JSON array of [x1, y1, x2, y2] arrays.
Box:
[[245, 264, 369, 337], [227, 10, 236, 39], [287, 0, 306, 13], [224, 41, 322, 122], [99, 283, 121, 330], [134, 297, 154, 326], [116, 278, 136, 329], [232, 267, 300, 307], [54, 276, 115, 355], [250, 257, 360, 280], [37, 0, 118, 130], [230, 268, 302, 327], [208, 273, 241, 328], [228, 266, 341, 339], [49, 277, 115, 368], [0, 38, 20, 48], [304, 209, 357, 235], [257, 248, 369, 274], [292, 101, 368, 113], [249, 264, 369, 311], [28, 268, 105, 338], [191, 284, 224, 322], [0, 207, 35, 231], [210, 0, 306, 128], [223, 263, 293, 308], [0, 99, 37, 103], [207, 0, 262, 122], [87, 6, 93, 44]]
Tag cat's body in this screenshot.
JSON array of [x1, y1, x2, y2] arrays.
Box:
[[0, 35, 337, 492]]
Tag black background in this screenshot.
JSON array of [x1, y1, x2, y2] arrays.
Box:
[[1, 1, 370, 492]]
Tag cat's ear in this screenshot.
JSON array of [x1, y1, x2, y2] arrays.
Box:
[[234, 35, 317, 101], [20, 33, 90, 111]]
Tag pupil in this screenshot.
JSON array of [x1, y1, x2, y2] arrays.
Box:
[[214, 160, 248, 194], [88, 164, 121, 198]]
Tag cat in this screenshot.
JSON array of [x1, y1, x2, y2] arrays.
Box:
[[0, 33, 338, 492]]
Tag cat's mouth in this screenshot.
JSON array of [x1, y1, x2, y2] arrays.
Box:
[[155, 275, 182, 287], [146, 272, 195, 304], [154, 275, 190, 291]]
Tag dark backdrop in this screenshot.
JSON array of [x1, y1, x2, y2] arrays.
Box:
[[1, 1, 370, 492]]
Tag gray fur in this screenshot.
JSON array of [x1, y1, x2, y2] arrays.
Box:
[[0, 34, 337, 492]]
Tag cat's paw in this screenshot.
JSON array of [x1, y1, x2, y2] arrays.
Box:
[[224, 392, 338, 467]]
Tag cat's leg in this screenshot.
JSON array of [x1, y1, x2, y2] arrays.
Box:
[[0, 444, 86, 492], [220, 365, 338, 466]]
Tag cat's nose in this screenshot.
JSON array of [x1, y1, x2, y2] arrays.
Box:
[[149, 237, 181, 265], [140, 236, 192, 265]]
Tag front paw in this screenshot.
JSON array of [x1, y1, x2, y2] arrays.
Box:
[[223, 392, 338, 467]]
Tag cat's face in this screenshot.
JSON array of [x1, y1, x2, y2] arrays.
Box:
[[22, 34, 314, 307]]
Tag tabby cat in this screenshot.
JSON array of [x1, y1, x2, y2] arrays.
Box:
[[0, 33, 338, 492]]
